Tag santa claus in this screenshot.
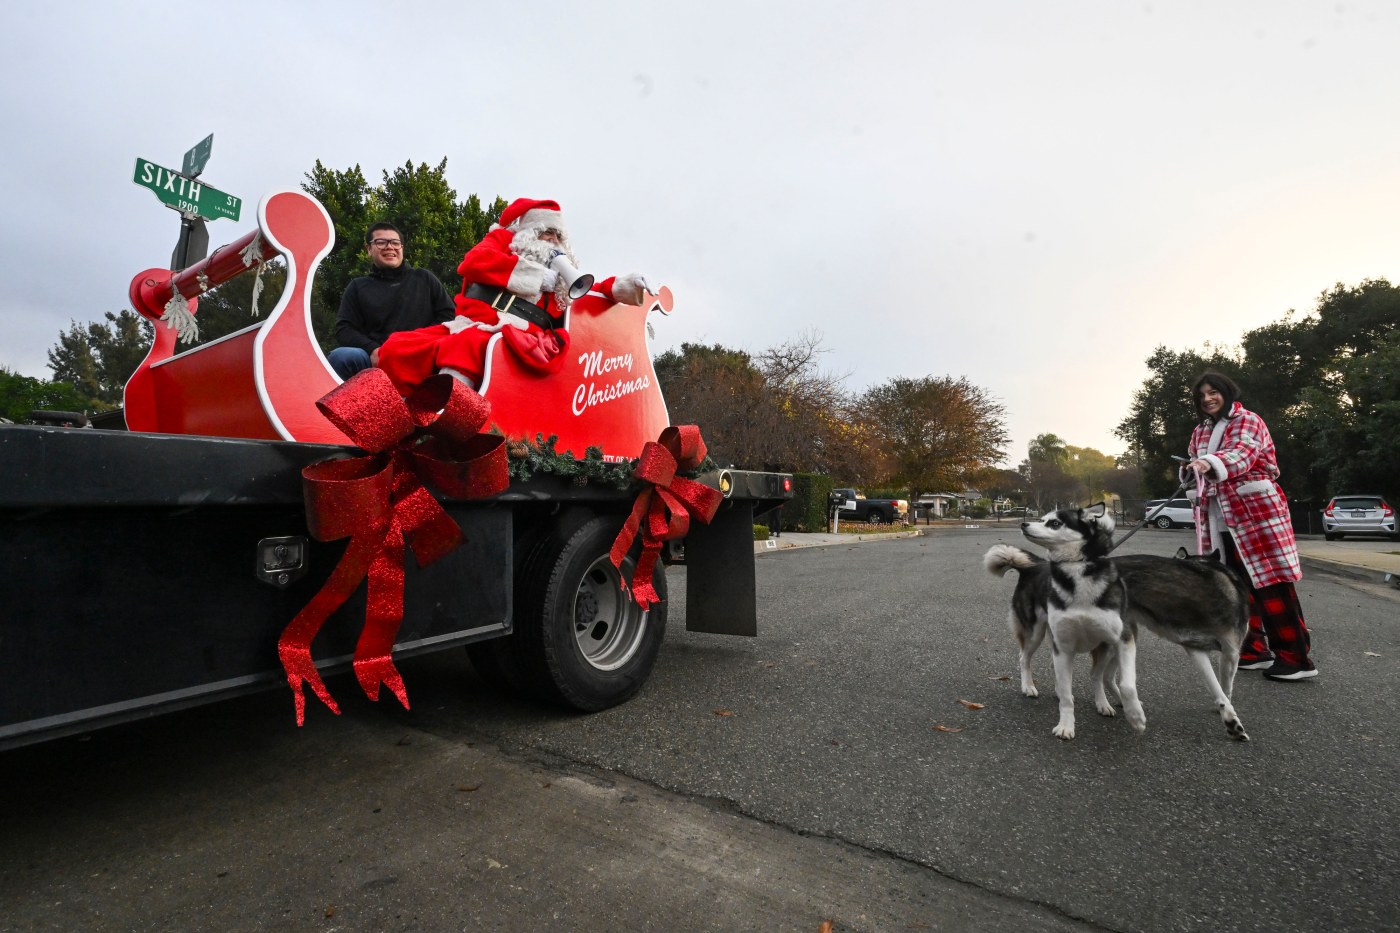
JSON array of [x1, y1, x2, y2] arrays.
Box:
[[375, 198, 649, 394]]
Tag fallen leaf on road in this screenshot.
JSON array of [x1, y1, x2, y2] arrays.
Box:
[[713, 708, 734, 717], [325, 906, 335, 919], [989, 674, 1010, 681], [819, 921, 834, 933], [1365, 651, 1382, 657], [487, 858, 504, 870], [958, 700, 985, 709], [457, 784, 481, 792], [932, 724, 963, 733]]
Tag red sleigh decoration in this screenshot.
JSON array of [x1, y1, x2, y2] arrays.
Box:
[[124, 189, 673, 457]]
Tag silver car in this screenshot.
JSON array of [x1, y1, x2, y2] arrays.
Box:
[[1322, 495, 1398, 541], [1144, 498, 1195, 530]]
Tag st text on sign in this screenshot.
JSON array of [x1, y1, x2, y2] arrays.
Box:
[[132, 158, 241, 222]]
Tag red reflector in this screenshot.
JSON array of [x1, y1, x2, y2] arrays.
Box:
[[783, 477, 792, 492]]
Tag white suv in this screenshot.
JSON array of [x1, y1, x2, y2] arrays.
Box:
[[1143, 498, 1195, 529]]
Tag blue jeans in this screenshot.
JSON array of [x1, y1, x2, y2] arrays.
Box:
[[328, 346, 372, 380]]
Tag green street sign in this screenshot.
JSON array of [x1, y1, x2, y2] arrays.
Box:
[[132, 157, 241, 222], [182, 134, 213, 177]]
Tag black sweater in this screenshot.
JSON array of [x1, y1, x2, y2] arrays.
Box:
[[334, 264, 455, 353]]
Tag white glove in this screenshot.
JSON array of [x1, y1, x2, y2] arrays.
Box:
[[614, 273, 649, 306], [540, 267, 560, 291]]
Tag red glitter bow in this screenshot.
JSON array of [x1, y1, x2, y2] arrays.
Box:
[[610, 425, 723, 610], [278, 369, 508, 725]]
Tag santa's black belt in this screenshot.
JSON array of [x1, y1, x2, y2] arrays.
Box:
[[464, 284, 562, 331]]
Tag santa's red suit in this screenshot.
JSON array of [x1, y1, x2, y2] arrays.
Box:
[[377, 198, 646, 394]]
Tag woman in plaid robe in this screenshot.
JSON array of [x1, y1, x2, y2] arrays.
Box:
[[1181, 372, 1318, 681]]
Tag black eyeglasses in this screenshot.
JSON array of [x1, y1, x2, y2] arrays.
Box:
[[369, 238, 403, 249]]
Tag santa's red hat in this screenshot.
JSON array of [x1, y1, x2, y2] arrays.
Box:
[[496, 198, 564, 233]]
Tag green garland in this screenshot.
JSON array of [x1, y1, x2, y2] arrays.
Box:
[[503, 433, 720, 491]]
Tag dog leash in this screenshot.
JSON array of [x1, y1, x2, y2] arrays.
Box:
[[1107, 478, 1189, 554]]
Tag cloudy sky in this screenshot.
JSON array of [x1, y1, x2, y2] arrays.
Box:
[[3, 1, 1397, 464]]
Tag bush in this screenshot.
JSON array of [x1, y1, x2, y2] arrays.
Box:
[[786, 472, 833, 532], [752, 524, 770, 541]]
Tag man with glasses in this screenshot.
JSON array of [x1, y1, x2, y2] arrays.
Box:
[[327, 222, 455, 380]]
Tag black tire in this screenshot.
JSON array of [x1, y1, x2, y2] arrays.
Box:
[[867, 510, 887, 525], [1324, 533, 1338, 541], [1154, 516, 1173, 530], [472, 515, 666, 712]]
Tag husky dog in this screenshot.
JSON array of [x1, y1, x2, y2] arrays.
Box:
[[983, 506, 1143, 740], [985, 506, 1250, 742]]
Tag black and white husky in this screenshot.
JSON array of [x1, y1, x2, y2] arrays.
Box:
[[984, 505, 1250, 742]]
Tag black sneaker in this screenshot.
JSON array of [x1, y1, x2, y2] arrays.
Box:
[[1264, 661, 1318, 681], [1238, 656, 1275, 670]]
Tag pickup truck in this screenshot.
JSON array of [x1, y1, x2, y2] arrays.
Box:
[[833, 488, 908, 524]]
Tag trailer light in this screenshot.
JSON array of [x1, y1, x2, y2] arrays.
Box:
[[256, 536, 308, 588], [782, 477, 792, 493]]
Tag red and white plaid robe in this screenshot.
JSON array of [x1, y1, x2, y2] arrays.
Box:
[[1181, 402, 1301, 588]]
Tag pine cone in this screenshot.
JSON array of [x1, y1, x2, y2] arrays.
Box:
[[507, 440, 531, 459]]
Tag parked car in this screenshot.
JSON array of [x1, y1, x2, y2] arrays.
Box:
[[1143, 498, 1195, 529], [1321, 495, 1398, 541], [833, 488, 908, 524]]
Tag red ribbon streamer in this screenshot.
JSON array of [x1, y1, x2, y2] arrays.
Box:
[[610, 425, 723, 610], [278, 369, 508, 725]]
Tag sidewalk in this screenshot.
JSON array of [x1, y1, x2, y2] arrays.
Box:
[[756, 527, 1400, 588], [1295, 537, 1400, 586]]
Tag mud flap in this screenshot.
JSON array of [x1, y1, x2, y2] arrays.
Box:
[[682, 501, 757, 636]]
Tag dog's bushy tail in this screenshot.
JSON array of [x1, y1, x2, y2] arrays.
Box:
[[983, 544, 1042, 577]]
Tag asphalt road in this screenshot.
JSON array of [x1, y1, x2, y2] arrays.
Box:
[[3, 527, 1398, 932]]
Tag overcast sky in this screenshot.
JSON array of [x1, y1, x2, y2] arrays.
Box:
[[3, 1, 1397, 465]]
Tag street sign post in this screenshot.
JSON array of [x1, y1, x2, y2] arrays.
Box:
[[182, 134, 213, 178], [133, 157, 241, 223]]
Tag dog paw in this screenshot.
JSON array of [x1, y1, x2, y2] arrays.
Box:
[[1052, 723, 1075, 740], [1022, 684, 1039, 698], [1127, 713, 1147, 733], [1226, 719, 1250, 742], [1095, 702, 1116, 718]]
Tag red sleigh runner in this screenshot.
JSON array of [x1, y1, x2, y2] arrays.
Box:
[[123, 189, 674, 457]]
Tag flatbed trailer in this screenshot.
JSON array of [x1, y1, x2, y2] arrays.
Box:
[[0, 188, 790, 750]]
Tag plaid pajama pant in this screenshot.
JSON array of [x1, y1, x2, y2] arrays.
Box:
[[1220, 534, 1313, 667]]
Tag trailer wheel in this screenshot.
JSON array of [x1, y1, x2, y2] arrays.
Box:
[[472, 515, 666, 711]]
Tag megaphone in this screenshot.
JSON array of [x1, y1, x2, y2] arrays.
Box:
[[548, 250, 594, 300]]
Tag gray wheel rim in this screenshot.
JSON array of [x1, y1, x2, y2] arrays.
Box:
[[572, 554, 649, 672]]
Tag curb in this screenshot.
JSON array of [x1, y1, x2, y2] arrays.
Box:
[[1300, 555, 1400, 588], [754, 530, 922, 554]]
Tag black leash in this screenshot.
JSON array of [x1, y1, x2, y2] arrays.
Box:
[[1107, 479, 1189, 554]]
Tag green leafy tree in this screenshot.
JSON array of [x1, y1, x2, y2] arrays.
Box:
[[1241, 278, 1400, 502], [1064, 445, 1119, 505], [301, 158, 506, 352], [47, 311, 153, 406], [1116, 345, 1238, 495], [0, 367, 103, 422]]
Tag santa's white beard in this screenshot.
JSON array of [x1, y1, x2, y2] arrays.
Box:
[[511, 226, 581, 309]]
